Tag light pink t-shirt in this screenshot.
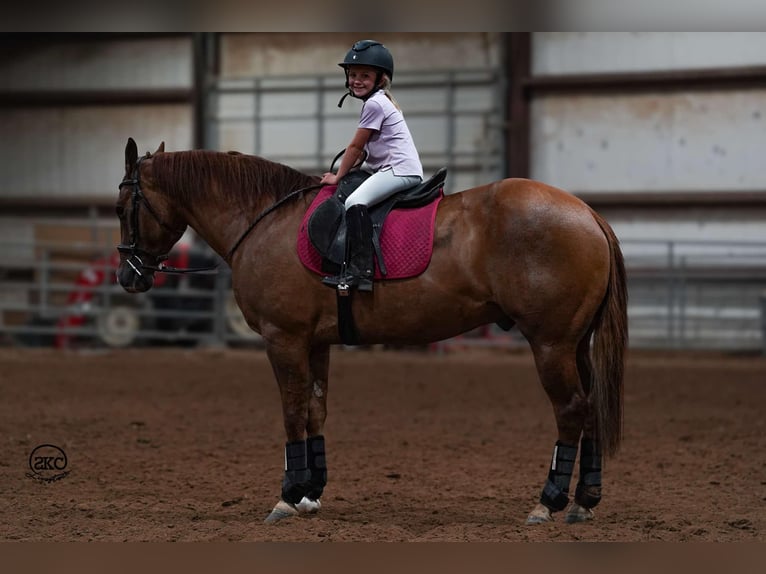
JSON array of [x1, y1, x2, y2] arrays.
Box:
[[358, 90, 423, 178]]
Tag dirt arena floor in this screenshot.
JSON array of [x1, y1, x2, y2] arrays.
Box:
[[1, 346, 764, 542]]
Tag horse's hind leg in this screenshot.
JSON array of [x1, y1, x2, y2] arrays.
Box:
[[564, 332, 601, 524], [526, 341, 588, 525]]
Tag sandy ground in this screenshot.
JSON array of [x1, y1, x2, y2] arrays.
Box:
[[0, 346, 764, 542]]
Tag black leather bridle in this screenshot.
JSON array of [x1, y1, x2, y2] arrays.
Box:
[[116, 155, 322, 276], [116, 156, 216, 276]]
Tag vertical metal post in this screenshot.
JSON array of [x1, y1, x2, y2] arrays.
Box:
[[667, 241, 675, 346], [445, 71, 456, 184], [254, 78, 262, 156], [39, 248, 50, 315], [205, 40, 220, 151], [760, 291, 766, 356], [678, 255, 687, 348], [317, 77, 325, 171], [505, 32, 531, 179]]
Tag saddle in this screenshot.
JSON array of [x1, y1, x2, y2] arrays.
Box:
[[307, 167, 447, 276]]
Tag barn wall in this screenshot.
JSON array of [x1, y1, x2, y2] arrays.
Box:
[[0, 36, 194, 202], [211, 33, 505, 193], [0, 106, 192, 198], [531, 89, 766, 193], [530, 32, 766, 243], [0, 37, 192, 90], [221, 33, 501, 77], [533, 32, 766, 75]]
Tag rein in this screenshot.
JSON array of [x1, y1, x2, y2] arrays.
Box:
[[224, 184, 322, 261], [117, 156, 321, 275]]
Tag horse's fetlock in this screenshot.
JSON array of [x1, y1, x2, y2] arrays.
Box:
[[306, 435, 327, 499], [574, 483, 601, 509], [541, 481, 570, 512], [282, 469, 311, 504], [282, 440, 311, 504]]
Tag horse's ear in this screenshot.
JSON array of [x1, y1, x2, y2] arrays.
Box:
[[125, 138, 138, 169], [154, 141, 165, 155]]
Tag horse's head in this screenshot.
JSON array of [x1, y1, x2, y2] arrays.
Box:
[[115, 138, 187, 293]]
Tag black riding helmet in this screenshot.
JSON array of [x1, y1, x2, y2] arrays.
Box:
[[337, 40, 394, 107], [339, 40, 394, 80]]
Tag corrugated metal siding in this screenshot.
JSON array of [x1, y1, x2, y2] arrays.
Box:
[[0, 37, 192, 90], [222, 33, 501, 77], [531, 89, 766, 193], [533, 32, 766, 75], [0, 37, 194, 200], [0, 106, 193, 198]]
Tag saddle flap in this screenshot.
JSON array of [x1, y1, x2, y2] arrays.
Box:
[[307, 195, 345, 261]]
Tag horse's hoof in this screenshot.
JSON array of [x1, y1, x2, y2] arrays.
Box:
[[564, 503, 594, 524], [526, 503, 554, 525], [296, 496, 321, 514], [264, 500, 298, 524]]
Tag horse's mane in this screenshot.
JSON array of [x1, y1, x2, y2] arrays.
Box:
[[151, 150, 319, 210]]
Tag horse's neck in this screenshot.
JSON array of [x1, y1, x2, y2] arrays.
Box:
[[181, 179, 302, 265], [185, 205, 244, 262], [162, 151, 316, 263]]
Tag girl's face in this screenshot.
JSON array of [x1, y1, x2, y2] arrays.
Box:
[[346, 65, 379, 97]]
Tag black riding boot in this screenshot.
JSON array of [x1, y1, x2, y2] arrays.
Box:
[[322, 204, 374, 292]]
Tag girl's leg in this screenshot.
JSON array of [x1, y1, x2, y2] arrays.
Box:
[[345, 168, 422, 209]]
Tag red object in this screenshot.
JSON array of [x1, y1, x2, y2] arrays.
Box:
[[296, 186, 442, 280], [54, 244, 190, 348]]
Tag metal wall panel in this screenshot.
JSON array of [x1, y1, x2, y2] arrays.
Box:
[[0, 105, 193, 198], [1, 37, 192, 90], [531, 89, 766, 193], [533, 33, 766, 75], [610, 215, 766, 244], [222, 33, 501, 77]]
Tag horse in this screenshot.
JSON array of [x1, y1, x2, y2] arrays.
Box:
[[115, 138, 627, 526]]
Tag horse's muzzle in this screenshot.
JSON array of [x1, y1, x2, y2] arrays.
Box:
[[116, 257, 155, 293]]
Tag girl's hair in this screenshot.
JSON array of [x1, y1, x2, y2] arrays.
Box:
[[379, 75, 401, 110]]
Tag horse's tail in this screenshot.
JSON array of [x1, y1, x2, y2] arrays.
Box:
[[589, 209, 628, 458]]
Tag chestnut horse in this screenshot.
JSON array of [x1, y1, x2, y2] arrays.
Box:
[[115, 138, 627, 525]]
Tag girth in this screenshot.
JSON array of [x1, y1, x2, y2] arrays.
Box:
[[307, 167, 447, 275]]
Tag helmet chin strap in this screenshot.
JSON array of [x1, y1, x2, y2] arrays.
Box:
[[337, 90, 352, 108]]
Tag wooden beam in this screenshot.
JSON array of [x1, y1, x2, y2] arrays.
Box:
[[523, 66, 766, 95], [0, 90, 193, 108], [505, 33, 531, 178]]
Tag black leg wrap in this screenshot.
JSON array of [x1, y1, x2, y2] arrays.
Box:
[[306, 435, 327, 500], [574, 437, 602, 508], [281, 440, 311, 504], [540, 441, 578, 512]]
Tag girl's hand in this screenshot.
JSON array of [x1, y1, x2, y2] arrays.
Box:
[[320, 172, 339, 185]]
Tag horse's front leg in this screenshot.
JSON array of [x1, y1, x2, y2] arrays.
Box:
[[294, 344, 330, 515], [263, 339, 331, 523]]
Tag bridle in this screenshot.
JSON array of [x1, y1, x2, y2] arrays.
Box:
[[116, 156, 215, 276], [116, 155, 321, 276]]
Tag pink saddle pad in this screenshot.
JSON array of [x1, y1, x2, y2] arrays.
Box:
[[296, 186, 442, 280]]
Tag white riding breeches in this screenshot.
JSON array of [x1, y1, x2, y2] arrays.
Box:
[[344, 167, 422, 209]]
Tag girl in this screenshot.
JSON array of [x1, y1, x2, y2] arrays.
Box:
[[321, 40, 423, 292]]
